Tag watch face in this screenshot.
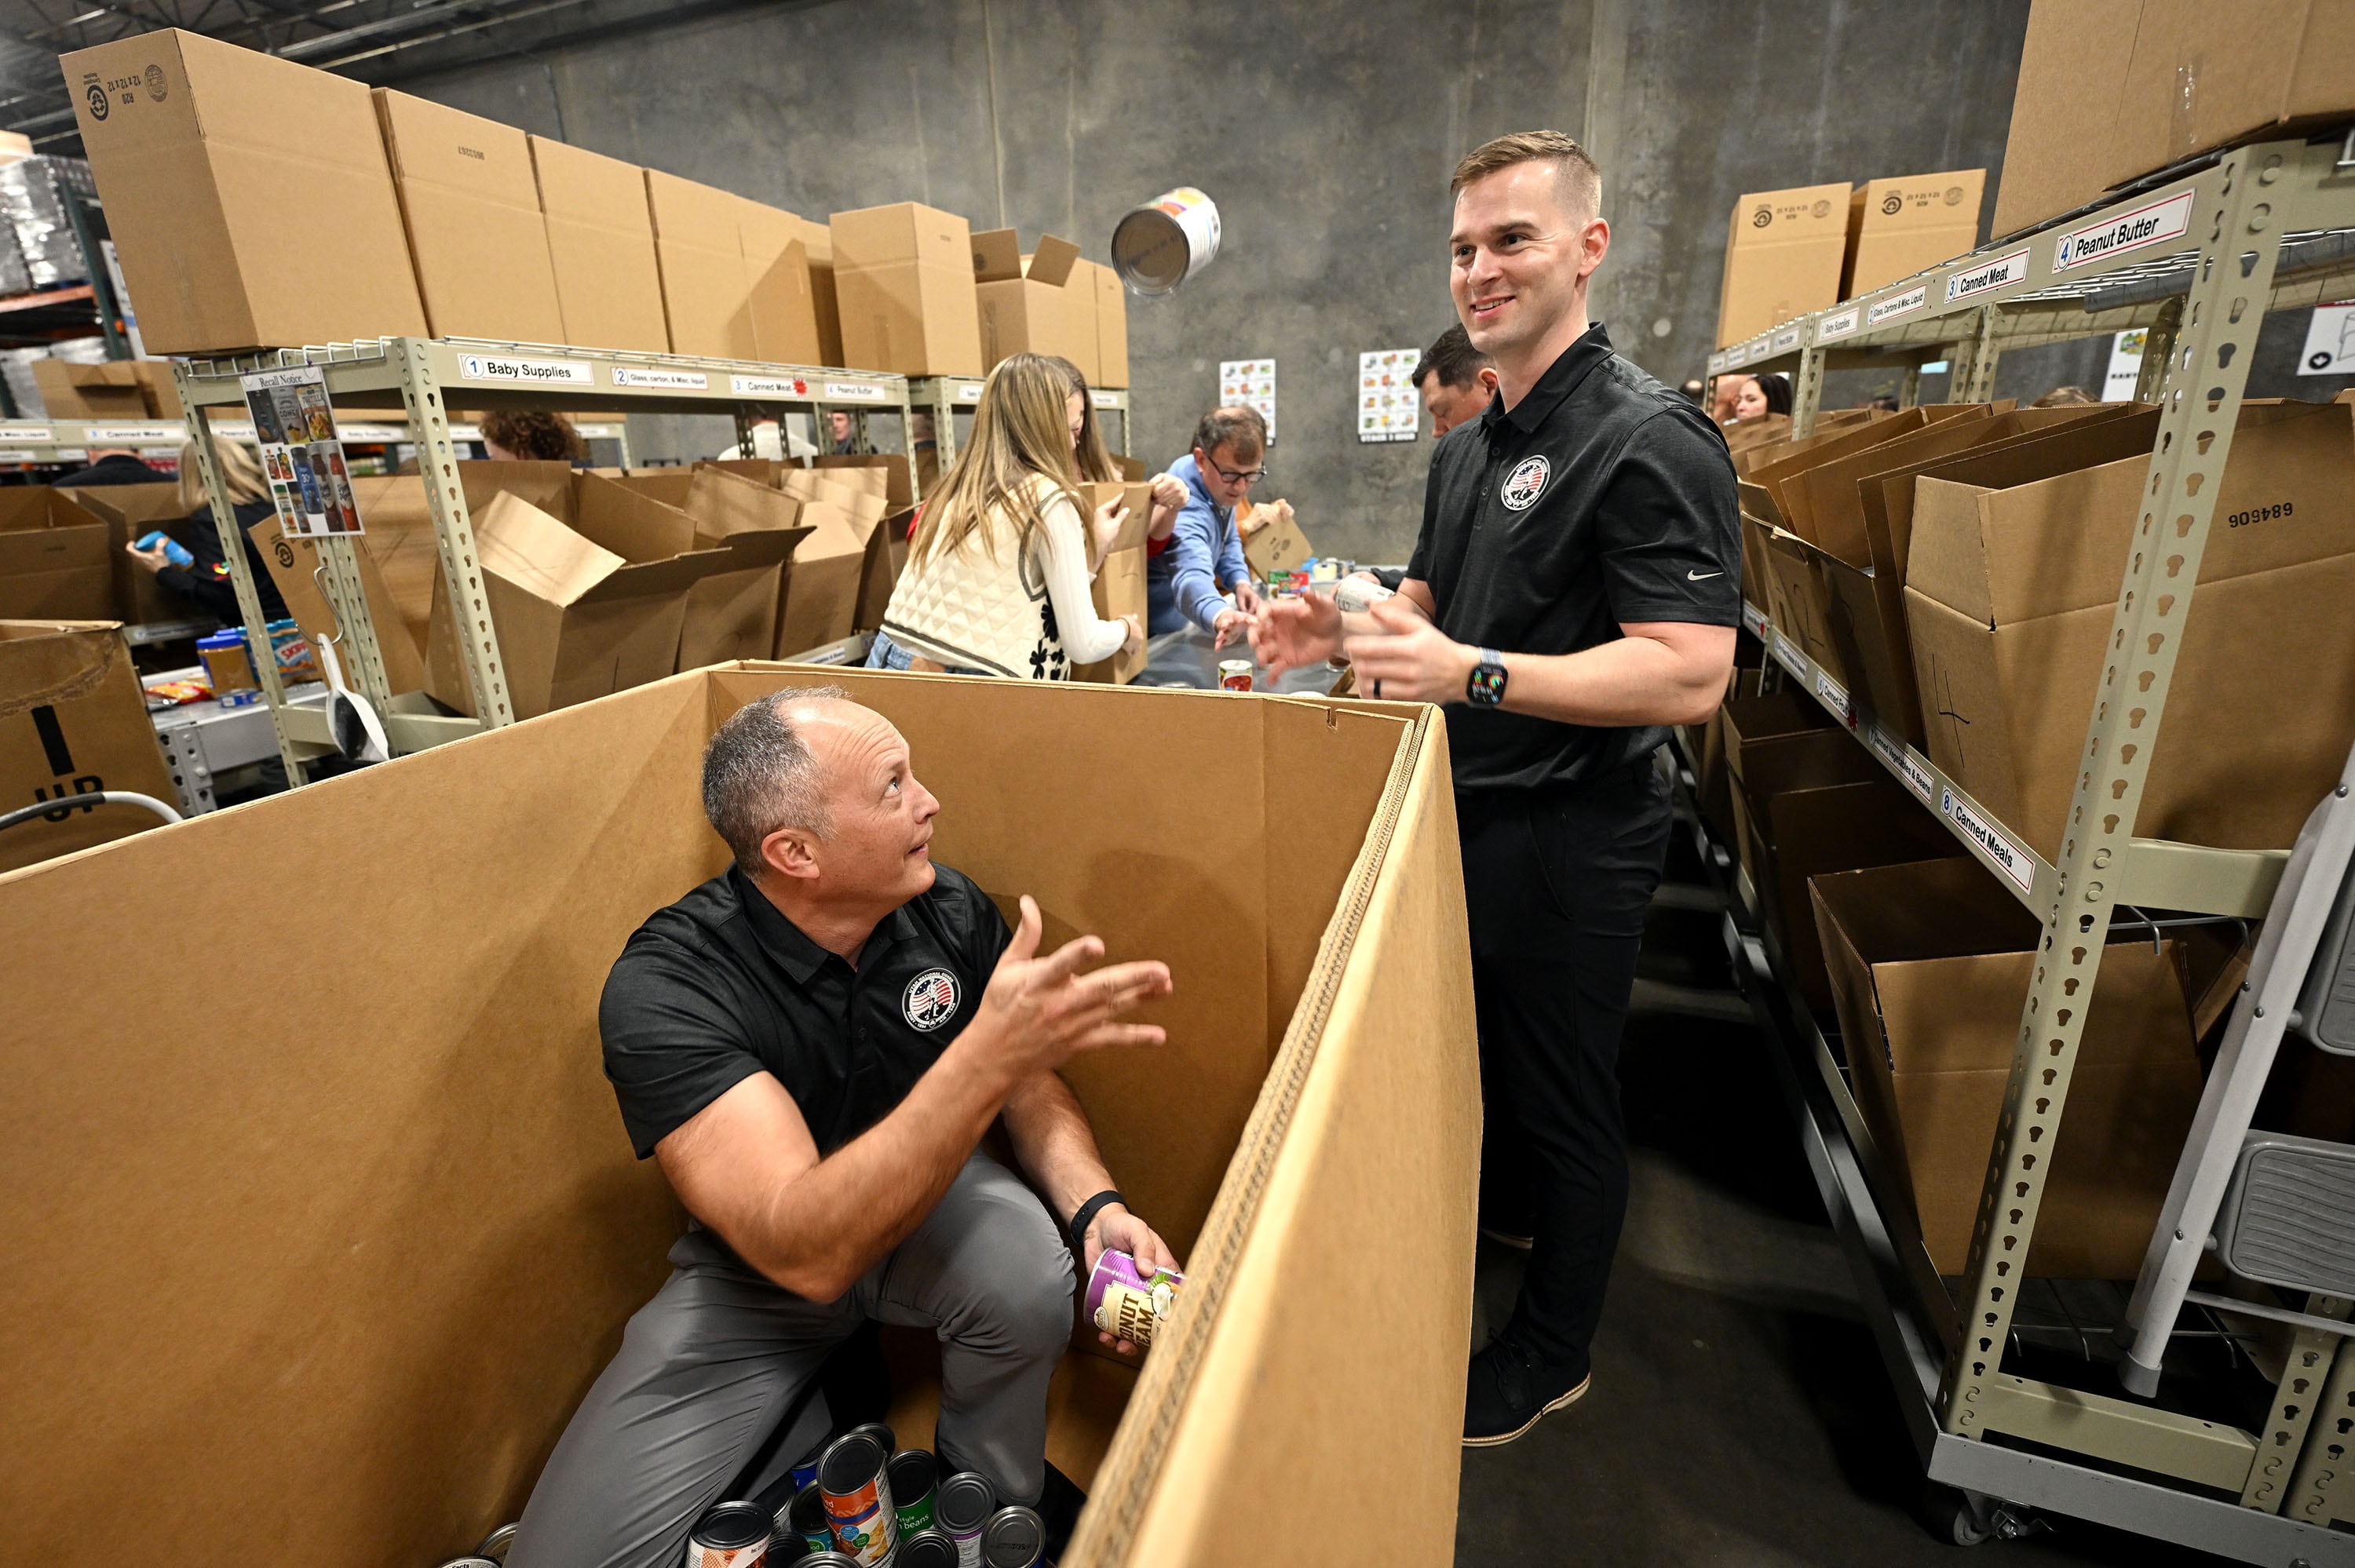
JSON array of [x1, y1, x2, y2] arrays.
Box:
[[1469, 658, 1507, 706]]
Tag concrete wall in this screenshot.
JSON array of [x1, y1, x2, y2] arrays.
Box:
[[407, 0, 2346, 563]]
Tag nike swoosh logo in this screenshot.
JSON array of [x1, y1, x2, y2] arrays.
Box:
[[1688, 571, 1723, 580]]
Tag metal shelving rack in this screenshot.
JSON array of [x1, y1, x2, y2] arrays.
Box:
[[910, 375, 1131, 469], [1696, 127, 2355, 1563], [0, 415, 630, 468], [173, 336, 911, 787]]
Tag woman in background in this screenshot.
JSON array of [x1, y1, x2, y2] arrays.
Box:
[[1732, 372, 1794, 421], [480, 410, 586, 465], [123, 439, 288, 625], [1046, 355, 1185, 564], [869, 353, 1138, 680]]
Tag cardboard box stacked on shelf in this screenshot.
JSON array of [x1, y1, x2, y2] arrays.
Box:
[[2, 668, 1477, 1566], [0, 489, 112, 620], [646, 170, 760, 362], [1905, 396, 2355, 861], [973, 229, 1088, 371], [0, 619, 177, 873], [1841, 170, 1984, 299], [29, 359, 181, 419], [373, 90, 565, 344], [831, 202, 984, 377], [1716, 181, 1850, 348], [1812, 856, 2204, 1278], [529, 137, 671, 355]]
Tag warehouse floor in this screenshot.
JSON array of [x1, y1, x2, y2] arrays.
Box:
[[1452, 827, 2222, 1567]]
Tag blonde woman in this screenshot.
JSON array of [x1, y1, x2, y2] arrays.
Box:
[[124, 439, 288, 624], [871, 353, 1140, 679], [1045, 354, 1186, 563]]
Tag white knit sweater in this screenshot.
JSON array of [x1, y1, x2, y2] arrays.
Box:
[[882, 480, 1127, 679]]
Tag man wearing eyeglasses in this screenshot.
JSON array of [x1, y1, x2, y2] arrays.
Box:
[[1145, 406, 1267, 649]]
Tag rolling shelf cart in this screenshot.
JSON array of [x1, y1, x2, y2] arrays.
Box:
[[910, 375, 1131, 468], [1685, 127, 2355, 1563], [172, 336, 911, 788]]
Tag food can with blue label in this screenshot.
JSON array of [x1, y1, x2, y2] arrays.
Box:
[[817, 1431, 895, 1566]]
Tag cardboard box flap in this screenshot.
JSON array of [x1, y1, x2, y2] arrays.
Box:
[[474, 490, 626, 607], [681, 465, 804, 549], [577, 545, 738, 606], [792, 499, 867, 561], [0, 617, 120, 709], [815, 454, 914, 512], [569, 471, 699, 563], [703, 525, 811, 572], [1085, 480, 1152, 556], [973, 228, 1023, 282], [1026, 235, 1081, 286]]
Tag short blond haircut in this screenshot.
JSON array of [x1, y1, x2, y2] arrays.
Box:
[[175, 437, 268, 513], [1450, 129, 1601, 220]]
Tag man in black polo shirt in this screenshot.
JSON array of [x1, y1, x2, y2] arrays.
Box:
[[1254, 129, 1738, 1446], [510, 686, 1175, 1568]]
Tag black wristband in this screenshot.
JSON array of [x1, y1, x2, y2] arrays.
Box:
[[1068, 1188, 1125, 1249]]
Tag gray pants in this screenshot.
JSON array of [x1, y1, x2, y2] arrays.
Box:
[[509, 1153, 1076, 1568]]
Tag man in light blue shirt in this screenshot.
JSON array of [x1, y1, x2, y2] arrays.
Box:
[[1147, 406, 1267, 646]]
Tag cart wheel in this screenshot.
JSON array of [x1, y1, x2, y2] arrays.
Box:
[[1923, 1484, 1994, 1547]]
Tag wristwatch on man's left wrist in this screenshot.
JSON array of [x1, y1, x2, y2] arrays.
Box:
[[1466, 647, 1508, 708]]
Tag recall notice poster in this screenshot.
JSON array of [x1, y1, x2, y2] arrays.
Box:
[[1218, 357, 1276, 445], [1357, 348, 1420, 442], [239, 365, 363, 537]]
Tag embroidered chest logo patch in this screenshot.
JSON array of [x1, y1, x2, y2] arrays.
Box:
[[904, 968, 961, 1031], [1499, 455, 1550, 511]]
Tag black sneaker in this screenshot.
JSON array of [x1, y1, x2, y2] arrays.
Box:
[[1037, 1460, 1086, 1564], [1462, 1336, 1590, 1447]]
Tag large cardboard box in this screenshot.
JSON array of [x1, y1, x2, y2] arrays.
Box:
[[814, 454, 915, 633], [739, 199, 823, 366], [529, 137, 670, 354], [626, 465, 811, 671], [1905, 398, 2355, 860], [1992, 0, 2141, 238], [249, 511, 432, 698], [31, 359, 145, 418], [0, 668, 1477, 1566], [831, 202, 983, 377], [1092, 259, 1130, 388], [63, 29, 428, 354], [1842, 170, 1984, 299], [647, 170, 757, 361], [1075, 480, 1151, 685], [1813, 857, 2204, 1276], [1717, 181, 1852, 348], [0, 489, 111, 621], [0, 619, 177, 873], [373, 90, 564, 344], [973, 230, 1086, 371], [1723, 691, 1955, 1012], [62, 481, 195, 625], [2102, 0, 2355, 191], [793, 213, 844, 367]]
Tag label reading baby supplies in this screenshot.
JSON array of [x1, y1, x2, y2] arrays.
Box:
[[457, 352, 593, 386]]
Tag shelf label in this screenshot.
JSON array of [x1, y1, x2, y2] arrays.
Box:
[[457, 352, 593, 386], [731, 373, 811, 397], [1769, 627, 1801, 670], [83, 423, 179, 442], [1740, 601, 1767, 638], [611, 366, 708, 390], [1816, 305, 1861, 343], [824, 380, 889, 403], [447, 423, 482, 441], [956, 383, 984, 403], [2052, 188, 2195, 274], [1771, 326, 1802, 354], [1941, 787, 2036, 894], [1869, 725, 1935, 803], [1707, 353, 1727, 374], [0, 448, 45, 461], [1944, 246, 2031, 304], [1866, 284, 1928, 327], [1725, 342, 1750, 367], [0, 425, 53, 441], [1813, 668, 1856, 727], [337, 423, 404, 442], [1090, 388, 1119, 408], [575, 424, 623, 438]]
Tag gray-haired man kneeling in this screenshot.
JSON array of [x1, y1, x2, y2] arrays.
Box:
[[510, 687, 1177, 1568]]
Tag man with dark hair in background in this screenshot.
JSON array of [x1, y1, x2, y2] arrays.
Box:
[[1413, 323, 1500, 439], [1255, 129, 1740, 1447]]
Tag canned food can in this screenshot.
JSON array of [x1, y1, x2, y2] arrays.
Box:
[[818, 1431, 896, 1566], [980, 1505, 1047, 1568], [847, 1420, 895, 1457], [889, 1449, 939, 1535], [796, 1555, 861, 1567], [934, 1471, 997, 1567], [685, 1500, 773, 1567], [1218, 659, 1253, 692], [433, 1559, 499, 1568], [1086, 1248, 1187, 1346], [789, 1441, 826, 1493], [1110, 186, 1221, 294], [896, 1528, 962, 1568], [784, 1483, 834, 1557], [473, 1522, 520, 1562]]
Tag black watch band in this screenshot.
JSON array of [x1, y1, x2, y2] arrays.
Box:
[[1068, 1188, 1125, 1249], [1466, 647, 1508, 707]]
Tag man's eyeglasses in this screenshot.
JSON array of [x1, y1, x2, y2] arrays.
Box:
[[1209, 459, 1267, 485]]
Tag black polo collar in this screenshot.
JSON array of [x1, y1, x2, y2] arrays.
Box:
[[730, 866, 917, 984], [1482, 321, 1617, 435]]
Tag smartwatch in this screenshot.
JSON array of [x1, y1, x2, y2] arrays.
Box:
[[1466, 648, 1508, 708], [1068, 1188, 1125, 1249]]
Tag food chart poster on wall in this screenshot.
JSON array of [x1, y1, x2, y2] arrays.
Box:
[[239, 365, 364, 538], [1358, 348, 1419, 443], [1218, 358, 1276, 444]]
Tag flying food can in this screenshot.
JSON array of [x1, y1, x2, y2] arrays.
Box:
[[783, 1482, 834, 1557], [817, 1431, 896, 1566], [1086, 1248, 1186, 1347], [474, 1522, 519, 1563], [1111, 186, 1221, 295], [1218, 659, 1254, 693], [685, 1500, 772, 1567], [935, 1471, 997, 1568], [889, 1449, 939, 1536], [896, 1528, 962, 1568], [980, 1505, 1047, 1568]]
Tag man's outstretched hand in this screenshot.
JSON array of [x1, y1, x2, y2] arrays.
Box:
[[1343, 596, 1477, 704], [1248, 591, 1342, 677], [966, 895, 1171, 1084]]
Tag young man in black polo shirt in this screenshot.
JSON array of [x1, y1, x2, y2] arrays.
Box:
[[509, 687, 1175, 1568], [1254, 129, 1739, 1446]]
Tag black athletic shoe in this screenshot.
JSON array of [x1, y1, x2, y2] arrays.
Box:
[[1462, 1336, 1591, 1447], [1037, 1460, 1086, 1564]]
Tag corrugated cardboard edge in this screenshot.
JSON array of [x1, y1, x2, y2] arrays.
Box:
[[0, 620, 122, 717], [1067, 704, 1473, 1566]]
